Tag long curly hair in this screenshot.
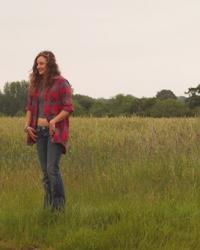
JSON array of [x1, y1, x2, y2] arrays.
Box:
[[29, 50, 61, 92]]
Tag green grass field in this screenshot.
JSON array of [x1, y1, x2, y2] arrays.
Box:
[[1, 117, 200, 250]]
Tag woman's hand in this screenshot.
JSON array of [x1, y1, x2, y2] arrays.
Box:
[[27, 127, 37, 141], [49, 119, 56, 136]]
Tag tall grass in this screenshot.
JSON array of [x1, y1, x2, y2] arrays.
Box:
[[1, 117, 200, 249]]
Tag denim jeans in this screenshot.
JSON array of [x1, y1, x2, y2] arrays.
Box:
[[36, 126, 65, 212]]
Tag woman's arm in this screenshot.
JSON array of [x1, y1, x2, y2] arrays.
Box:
[[49, 80, 73, 136], [24, 110, 37, 141], [24, 87, 32, 129], [49, 110, 69, 136], [51, 110, 69, 124], [24, 110, 31, 129]]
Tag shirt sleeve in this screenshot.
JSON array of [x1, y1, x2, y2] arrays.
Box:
[[59, 80, 74, 113], [25, 88, 32, 112]]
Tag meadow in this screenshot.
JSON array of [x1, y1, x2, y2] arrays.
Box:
[[1, 117, 200, 250]]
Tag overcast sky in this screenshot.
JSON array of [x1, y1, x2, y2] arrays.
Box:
[[0, 0, 200, 98]]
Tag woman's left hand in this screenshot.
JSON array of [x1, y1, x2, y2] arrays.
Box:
[[49, 119, 56, 136]]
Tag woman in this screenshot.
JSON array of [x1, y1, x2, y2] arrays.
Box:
[[24, 50, 74, 212]]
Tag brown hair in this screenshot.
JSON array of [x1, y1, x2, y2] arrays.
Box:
[[29, 50, 61, 92]]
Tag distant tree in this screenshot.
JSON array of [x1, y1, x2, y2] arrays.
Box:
[[156, 89, 177, 99], [108, 94, 138, 116], [185, 84, 200, 109], [185, 84, 200, 96], [15, 110, 25, 117], [137, 97, 157, 116], [73, 94, 95, 115], [177, 96, 187, 102], [1, 81, 29, 116], [90, 99, 109, 117], [148, 99, 189, 117], [0, 80, 197, 117], [73, 99, 86, 116], [0, 91, 3, 112], [188, 107, 200, 116]]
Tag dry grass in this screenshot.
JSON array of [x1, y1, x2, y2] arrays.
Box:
[[1, 117, 200, 249]]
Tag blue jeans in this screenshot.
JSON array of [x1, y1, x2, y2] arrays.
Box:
[[36, 126, 65, 212]]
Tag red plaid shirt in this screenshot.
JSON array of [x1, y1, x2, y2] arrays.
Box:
[[25, 75, 74, 154]]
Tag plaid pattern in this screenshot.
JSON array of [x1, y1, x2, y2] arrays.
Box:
[[25, 75, 74, 154]]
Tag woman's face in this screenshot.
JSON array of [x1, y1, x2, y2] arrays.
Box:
[[36, 56, 47, 75]]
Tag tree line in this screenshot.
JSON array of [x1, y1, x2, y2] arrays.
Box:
[[1, 80, 200, 117]]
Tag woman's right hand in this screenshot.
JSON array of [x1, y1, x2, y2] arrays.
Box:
[[27, 127, 37, 141]]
